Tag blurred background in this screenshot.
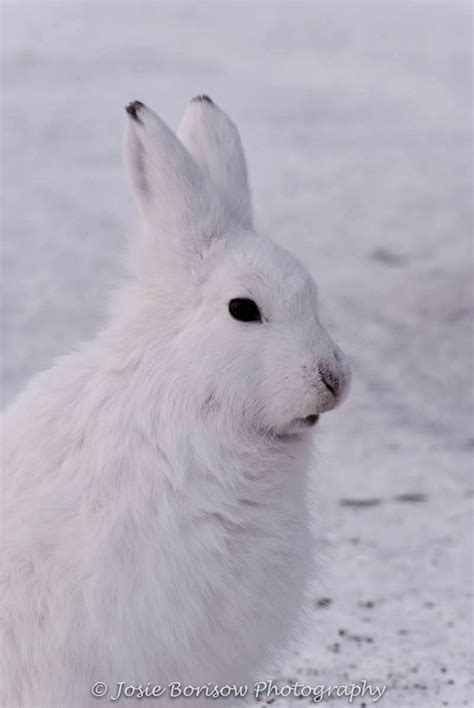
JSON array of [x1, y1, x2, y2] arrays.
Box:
[[1, 2, 472, 706]]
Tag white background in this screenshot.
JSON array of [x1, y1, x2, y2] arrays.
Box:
[[1, 2, 472, 706]]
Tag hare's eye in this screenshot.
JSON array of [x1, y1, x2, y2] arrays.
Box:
[[228, 298, 261, 323]]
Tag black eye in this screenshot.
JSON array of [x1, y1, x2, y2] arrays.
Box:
[[228, 298, 262, 323]]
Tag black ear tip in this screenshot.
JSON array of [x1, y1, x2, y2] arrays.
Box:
[[126, 101, 144, 120], [192, 94, 214, 105]]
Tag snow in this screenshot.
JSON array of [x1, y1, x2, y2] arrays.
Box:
[[1, 2, 472, 706]]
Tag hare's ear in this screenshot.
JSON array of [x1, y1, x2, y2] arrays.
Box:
[[177, 96, 252, 230], [124, 101, 225, 271]]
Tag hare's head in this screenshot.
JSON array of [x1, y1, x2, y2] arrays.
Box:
[[123, 97, 350, 437]]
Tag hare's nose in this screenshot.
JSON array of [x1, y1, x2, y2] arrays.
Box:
[[318, 362, 341, 399]]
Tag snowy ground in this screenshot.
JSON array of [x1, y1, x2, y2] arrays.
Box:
[[1, 2, 473, 707]]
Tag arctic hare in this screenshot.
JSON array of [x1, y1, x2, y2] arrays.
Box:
[[1, 96, 350, 707]]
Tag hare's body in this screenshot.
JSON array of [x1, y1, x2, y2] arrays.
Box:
[[1, 97, 349, 707], [2, 331, 311, 707]]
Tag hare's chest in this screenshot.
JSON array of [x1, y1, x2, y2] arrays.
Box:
[[88, 454, 312, 687], [159, 468, 312, 681]]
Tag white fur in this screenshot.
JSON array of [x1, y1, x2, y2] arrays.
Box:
[[1, 96, 350, 707]]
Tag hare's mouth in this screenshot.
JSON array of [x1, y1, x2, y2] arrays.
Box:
[[292, 414, 320, 429], [275, 414, 320, 440], [301, 414, 320, 426]]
